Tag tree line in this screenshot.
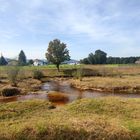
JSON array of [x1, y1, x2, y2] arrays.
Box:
[[80, 50, 140, 64], [0, 39, 140, 69]]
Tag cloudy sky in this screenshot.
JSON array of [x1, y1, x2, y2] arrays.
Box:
[[0, 0, 140, 60]]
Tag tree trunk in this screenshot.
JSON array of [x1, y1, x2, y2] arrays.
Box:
[[56, 64, 60, 72]]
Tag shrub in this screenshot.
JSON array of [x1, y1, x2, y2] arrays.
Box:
[[6, 66, 20, 86], [72, 68, 84, 81], [1, 86, 20, 96], [18, 69, 26, 80], [33, 70, 44, 80]]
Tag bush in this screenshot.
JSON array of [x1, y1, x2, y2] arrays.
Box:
[[6, 66, 20, 86], [33, 70, 44, 80], [1, 86, 20, 96], [72, 68, 84, 81]]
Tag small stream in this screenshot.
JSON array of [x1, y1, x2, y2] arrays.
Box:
[[0, 80, 140, 105]]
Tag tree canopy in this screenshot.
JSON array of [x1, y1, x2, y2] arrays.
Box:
[[81, 50, 140, 64], [81, 50, 107, 64], [45, 39, 70, 71], [0, 55, 8, 65], [18, 50, 27, 66], [94, 50, 107, 64]]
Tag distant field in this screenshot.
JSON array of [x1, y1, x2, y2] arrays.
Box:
[[0, 64, 140, 78]]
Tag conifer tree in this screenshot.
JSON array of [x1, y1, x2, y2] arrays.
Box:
[[18, 50, 27, 66], [0, 55, 8, 65]]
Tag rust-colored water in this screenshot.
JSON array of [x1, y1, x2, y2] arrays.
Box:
[[0, 80, 140, 105]]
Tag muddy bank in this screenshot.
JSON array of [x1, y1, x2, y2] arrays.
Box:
[[70, 77, 140, 94], [0, 78, 42, 97], [71, 84, 140, 93]]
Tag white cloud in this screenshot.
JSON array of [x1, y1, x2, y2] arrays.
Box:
[[0, 0, 140, 58]]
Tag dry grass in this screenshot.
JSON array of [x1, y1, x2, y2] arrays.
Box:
[[0, 78, 42, 96], [0, 97, 139, 140], [71, 76, 140, 93], [17, 78, 42, 93], [83, 64, 140, 76]]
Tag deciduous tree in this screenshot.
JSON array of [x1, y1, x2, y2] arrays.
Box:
[[45, 39, 70, 71]]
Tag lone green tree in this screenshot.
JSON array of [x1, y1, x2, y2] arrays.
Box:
[[0, 55, 8, 65], [18, 50, 27, 66], [45, 39, 70, 71]]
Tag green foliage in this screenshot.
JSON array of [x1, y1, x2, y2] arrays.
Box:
[[87, 53, 95, 64], [81, 49, 107, 64], [94, 50, 107, 64], [107, 56, 139, 64], [81, 50, 140, 65], [0, 55, 8, 65], [18, 50, 27, 66], [6, 66, 20, 86], [28, 59, 34, 65], [1, 87, 20, 96], [80, 58, 89, 64], [45, 39, 70, 71], [33, 70, 44, 80]]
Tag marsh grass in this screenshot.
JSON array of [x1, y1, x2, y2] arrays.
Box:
[[0, 97, 139, 140], [32, 70, 44, 80], [6, 66, 20, 86], [71, 75, 140, 93]]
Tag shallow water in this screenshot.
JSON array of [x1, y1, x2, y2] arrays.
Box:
[[0, 80, 140, 105]]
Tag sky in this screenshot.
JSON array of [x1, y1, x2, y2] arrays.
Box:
[[0, 0, 140, 60]]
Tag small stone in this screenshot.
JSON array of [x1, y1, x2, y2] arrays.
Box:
[[48, 105, 56, 109]]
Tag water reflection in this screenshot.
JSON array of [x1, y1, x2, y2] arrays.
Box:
[[0, 80, 140, 105]]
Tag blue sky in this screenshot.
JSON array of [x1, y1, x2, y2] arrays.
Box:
[[0, 0, 140, 60]]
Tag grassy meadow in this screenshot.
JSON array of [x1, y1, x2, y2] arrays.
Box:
[[0, 64, 140, 139], [0, 64, 140, 78], [0, 97, 139, 140]]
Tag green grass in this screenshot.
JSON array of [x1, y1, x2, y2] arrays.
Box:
[[1, 64, 140, 78], [0, 97, 139, 140], [0, 65, 81, 78]]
